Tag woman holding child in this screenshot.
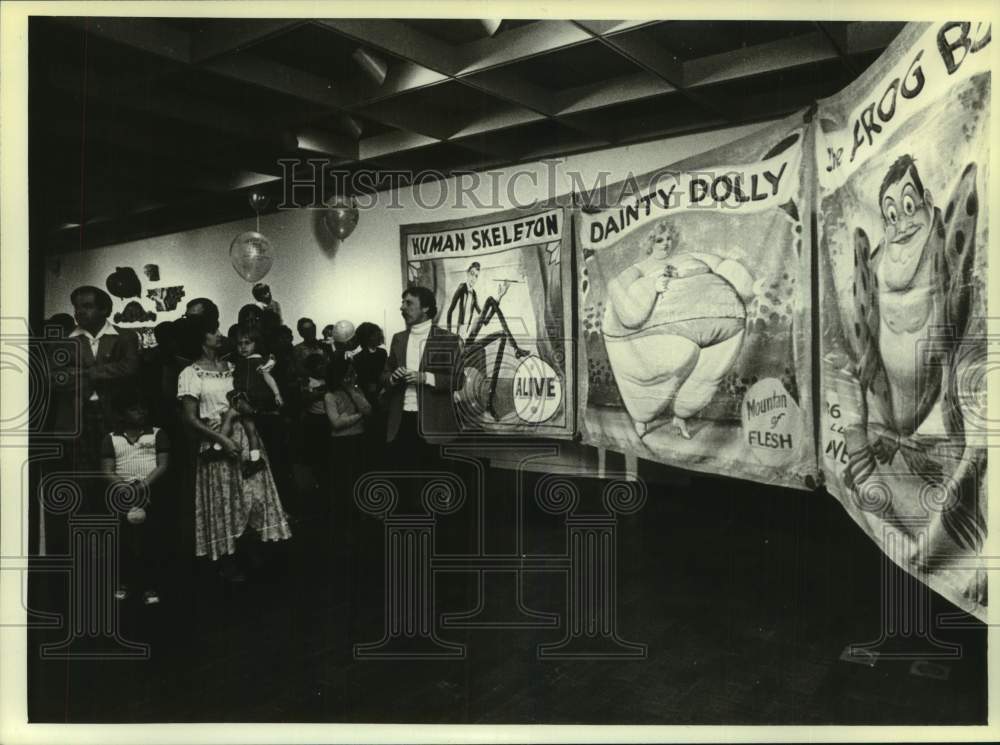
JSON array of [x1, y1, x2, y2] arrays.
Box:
[[176, 316, 291, 580]]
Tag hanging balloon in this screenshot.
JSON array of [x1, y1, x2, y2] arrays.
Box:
[[323, 197, 359, 241], [229, 231, 274, 283], [248, 192, 270, 214]]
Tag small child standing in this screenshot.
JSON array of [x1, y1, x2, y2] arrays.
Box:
[[100, 389, 170, 605], [205, 326, 283, 477]]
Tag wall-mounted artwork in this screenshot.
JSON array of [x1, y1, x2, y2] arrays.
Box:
[[147, 285, 186, 312], [144, 264, 160, 281], [816, 22, 989, 620], [106, 266, 141, 298], [401, 207, 575, 439], [114, 300, 156, 324], [576, 112, 817, 491]]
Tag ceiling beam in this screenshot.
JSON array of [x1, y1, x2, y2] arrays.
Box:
[[295, 127, 359, 161], [203, 53, 361, 110], [56, 16, 368, 128], [573, 20, 659, 37], [814, 22, 860, 77], [354, 95, 467, 140], [342, 61, 449, 108], [555, 71, 674, 115], [449, 106, 546, 140], [844, 22, 907, 55], [461, 69, 556, 115], [359, 131, 440, 161], [455, 20, 592, 75], [42, 137, 280, 199], [57, 17, 191, 63], [43, 115, 290, 178], [584, 26, 730, 121], [699, 80, 836, 120], [681, 25, 896, 90], [593, 29, 686, 86], [189, 19, 306, 63], [314, 19, 461, 76], [46, 64, 295, 146]]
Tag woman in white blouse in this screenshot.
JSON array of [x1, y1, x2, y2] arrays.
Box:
[[177, 319, 291, 580]]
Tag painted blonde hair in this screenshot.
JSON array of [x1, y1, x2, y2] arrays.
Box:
[[643, 221, 679, 255]]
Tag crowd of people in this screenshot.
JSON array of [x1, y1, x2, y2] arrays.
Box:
[[39, 281, 462, 601]]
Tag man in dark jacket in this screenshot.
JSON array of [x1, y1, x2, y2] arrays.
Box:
[[383, 286, 461, 455]]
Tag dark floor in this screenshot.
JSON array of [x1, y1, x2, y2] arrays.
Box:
[[27, 460, 987, 724]]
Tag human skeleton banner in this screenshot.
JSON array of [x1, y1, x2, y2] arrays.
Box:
[[401, 207, 574, 438]]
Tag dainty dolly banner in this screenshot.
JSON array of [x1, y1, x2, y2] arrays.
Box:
[[401, 206, 575, 438], [576, 111, 818, 491], [578, 145, 802, 250], [816, 21, 990, 620]]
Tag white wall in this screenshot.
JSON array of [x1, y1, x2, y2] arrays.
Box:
[[45, 122, 773, 339]]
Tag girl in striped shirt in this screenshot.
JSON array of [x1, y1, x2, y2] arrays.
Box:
[[100, 389, 170, 605]]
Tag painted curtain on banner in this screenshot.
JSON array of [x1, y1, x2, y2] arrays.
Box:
[[817, 22, 990, 619], [577, 113, 817, 490], [401, 207, 574, 438]]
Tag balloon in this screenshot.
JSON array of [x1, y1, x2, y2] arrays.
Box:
[[248, 192, 270, 214], [323, 198, 359, 241], [332, 319, 355, 345], [230, 231, 274, 283], [127, 507, 146, 525]]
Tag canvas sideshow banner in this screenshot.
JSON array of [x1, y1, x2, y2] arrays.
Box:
[[577, 113, 817, 489], [816, 22, 990, 619], [401, 207, 574, 438]]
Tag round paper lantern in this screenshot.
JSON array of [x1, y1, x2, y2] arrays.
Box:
[[230, 231, 274, 283], [323, 198, 359, 241]]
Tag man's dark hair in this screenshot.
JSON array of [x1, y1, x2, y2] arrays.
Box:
[[879, 154, 925, 206], [185, 298, 220, 324], [403, 286, 437, 320], [468, 261, 481, 273], [252, 283, 270, 301], [70, 286, 113, 316], [297, 317, 315, 333]]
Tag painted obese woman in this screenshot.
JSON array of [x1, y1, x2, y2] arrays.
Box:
[[602, 220, 756, 439]]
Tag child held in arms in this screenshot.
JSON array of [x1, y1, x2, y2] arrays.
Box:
[[205, 325, 283, 477], [100, 387, 170, 605]]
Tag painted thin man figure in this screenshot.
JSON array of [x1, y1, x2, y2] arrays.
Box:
[[447, 261, 483, 337], [463, 279, 531, 421]]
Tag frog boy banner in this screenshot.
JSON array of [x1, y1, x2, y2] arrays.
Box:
[[816, 22, 990, 619], [577, 113, 817, 490], [401, 207, 574, 438]]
